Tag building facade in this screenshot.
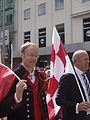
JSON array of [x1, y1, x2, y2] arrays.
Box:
[[0, 0, 14, 66], [0, 0, 90, 68]]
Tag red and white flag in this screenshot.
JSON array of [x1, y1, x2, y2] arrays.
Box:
[[46, 26, 74, 120]]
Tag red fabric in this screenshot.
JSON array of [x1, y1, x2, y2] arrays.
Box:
[[0, 63, 16, 103], [34, 77, 42, 120], [47, 76, 58, 97], [1, 118, 3, 120], [47, 27, 65, 119], [37, 68, 48, 91], [24, 69, 42, 120], [47, 26, 74, 120], [47, 98, 55, 120], [23, 67, 47, 120]]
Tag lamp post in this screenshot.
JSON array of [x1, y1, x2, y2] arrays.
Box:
[[2, 0, 5, 64]]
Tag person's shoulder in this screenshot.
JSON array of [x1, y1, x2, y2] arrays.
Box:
[[60, 73, 75, 81], [14, 64, 24, 72], [62, 73, 74, 77], [14, 64, 23, 76], [14, 65, 20, 73]]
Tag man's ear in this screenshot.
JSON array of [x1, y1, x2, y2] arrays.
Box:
[[20, 53, 24, 59]]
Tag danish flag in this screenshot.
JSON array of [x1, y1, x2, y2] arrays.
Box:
[[46, 26, 74, 120]]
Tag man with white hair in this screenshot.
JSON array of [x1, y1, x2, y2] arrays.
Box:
[[56, 50, 90, 120]]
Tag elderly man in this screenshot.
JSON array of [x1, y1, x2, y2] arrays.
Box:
[[56, 50, 90, 120]]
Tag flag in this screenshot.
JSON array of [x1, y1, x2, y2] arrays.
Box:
[[0, 118, 3, 120], [0, 63, 17, 103], [46, 26, 74, 120]]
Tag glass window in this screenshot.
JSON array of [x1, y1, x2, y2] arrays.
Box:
[[5, 14, 13, 25], [10, 14, 12, 23], [38, 28, 46, 47], [0, 17, 2, 26], [83, 18, 90, 42], [81, 0, 89, 2], [56, 24, 65, 44], [24, 8, 30, 20], [5, 0, 14, 11], [24, 31, 31, 43], [38, 3, 46, 16], [55, 0, 64, 11]]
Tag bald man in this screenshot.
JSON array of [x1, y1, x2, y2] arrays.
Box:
[[56, 50, 90, 120]]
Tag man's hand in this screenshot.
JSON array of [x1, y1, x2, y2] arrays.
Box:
[[78, 102, 90, 112], [16, 80, 27, 101]]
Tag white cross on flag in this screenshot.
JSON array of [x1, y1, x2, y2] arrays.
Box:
[[46, 26, 74, 120]]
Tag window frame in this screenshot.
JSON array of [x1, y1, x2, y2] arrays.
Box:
[[38, 28, 46, 47], [38, 3, 46, 16], [55, 0, 64, 11], [24, 31, 31, 43], [24, 8, 31, 20]]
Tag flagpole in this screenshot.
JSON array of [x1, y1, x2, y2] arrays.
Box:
[[72, 65, 85, 102], [74, 74, 85, 102], [2, 0, 5, 64], [11, 44, 13, 69]]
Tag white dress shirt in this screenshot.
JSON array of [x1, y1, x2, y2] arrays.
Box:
[[74, 66, 89, 102], [74, 66, 90, 114], [28, 70, 35, 84]]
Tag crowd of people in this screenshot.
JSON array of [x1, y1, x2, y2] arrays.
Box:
[[0, 42, 90, 120]]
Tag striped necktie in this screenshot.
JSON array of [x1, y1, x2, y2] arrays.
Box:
[[82, 73, 90, 101]]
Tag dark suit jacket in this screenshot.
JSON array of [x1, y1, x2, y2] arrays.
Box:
[[0, 65, 49, 120], [56, 73, 90, 120]]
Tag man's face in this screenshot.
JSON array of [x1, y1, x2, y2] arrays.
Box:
[[78, 52, 90, 72], [21, 46, 39, 69]]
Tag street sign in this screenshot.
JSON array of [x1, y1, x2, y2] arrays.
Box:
[[0, 29, 9, 45]]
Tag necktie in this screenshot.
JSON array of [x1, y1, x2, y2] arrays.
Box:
[[82, 73, 90, 101]]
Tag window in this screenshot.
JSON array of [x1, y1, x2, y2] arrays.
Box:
[[24, 8, 30, 20], [5, 0, 14, 11], [38, 28, 46, 47], [56, 24, 65, 44], [81, 0, 89, 2], [83, 18, 90, 42], [5, 14, 13, 25], [10, 14, 12, 23], [38, 3, 46, 16], [55, 0, 64, 11], [24, 31, 31, 43], [8, 0, 13, 3], [0, 17, 2, 26]]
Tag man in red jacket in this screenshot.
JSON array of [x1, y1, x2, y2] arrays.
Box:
[[0, 42, 49, 120]]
